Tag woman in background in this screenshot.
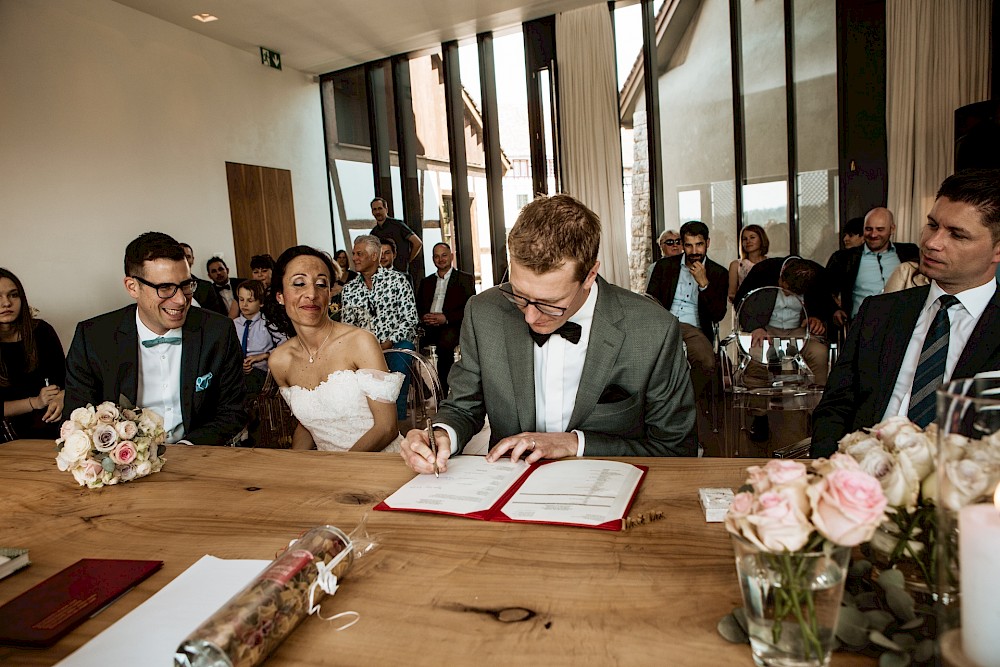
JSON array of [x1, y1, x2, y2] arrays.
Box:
[[0, 268, 65, 440], [728, 224, 769, 303]]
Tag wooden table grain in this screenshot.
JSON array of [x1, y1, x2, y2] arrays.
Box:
[[0, 441, 872, 666]]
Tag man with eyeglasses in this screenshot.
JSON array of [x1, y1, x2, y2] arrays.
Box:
[[399, 194, 696, 474], [65, 232, 246, 445], [826, 208, 918, 327]]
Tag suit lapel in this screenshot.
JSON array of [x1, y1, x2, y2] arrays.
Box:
[[955, 285, 1000, 378], [568, 279, 624, 430], [180, 309, 204, 430], [502, 301, 536, 433], [114, 307, 140, 405]]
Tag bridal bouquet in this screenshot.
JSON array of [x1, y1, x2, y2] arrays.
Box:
[[726, 458, 887, 665], [55, 402, 167, 488]]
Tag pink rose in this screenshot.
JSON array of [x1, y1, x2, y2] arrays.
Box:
[[746, 491, 813, 551], [111, 440, 137, 466], [92, 423, 119, 452], [71, 459, 105, 487], [763, 459, 808, 486], [725, 491, 756, 540], [811, 453, 862, 477], [116, 420, 138, 441], [808, 469, 887, 546]]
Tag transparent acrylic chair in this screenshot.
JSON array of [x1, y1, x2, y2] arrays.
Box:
[[722, 286, 825, 457], [383, 347, 442, 431]]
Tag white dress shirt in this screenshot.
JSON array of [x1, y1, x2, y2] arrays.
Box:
[[430, 268, 452, 314], [135, 312, 185, 443], [882, 279, 996, 419]]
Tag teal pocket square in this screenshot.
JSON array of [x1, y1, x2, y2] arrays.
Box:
[[195, 373, 213, 392]]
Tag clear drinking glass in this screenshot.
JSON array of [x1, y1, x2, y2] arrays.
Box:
[[733, 535, 850, 667]]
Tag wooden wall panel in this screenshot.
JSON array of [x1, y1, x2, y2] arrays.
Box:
[[226, 162, 297, 279]]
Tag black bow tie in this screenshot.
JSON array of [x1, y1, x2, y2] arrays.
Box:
[[529, 321, 582, 347], [214, 283, 230, 292]]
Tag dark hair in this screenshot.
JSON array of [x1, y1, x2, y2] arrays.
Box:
[[679, 220, 710, 242], [780, 258, 819, 295], [0, 268, 38, 384], [334, 249, 348, 260], [250, 254, 275, 271], [433, 242, 452, 252], [178, 242, 192, 252], [371, 197, 388, 207], [936, 169, 1000, 243], [843, 217, 864, 238], [380, 238, 397, 254], [740, 224, 770, 257], [206, 256, 228, 272], [508, 194, 600, 282], [124, 232, 186, 277], [238, 279, 267, 303], [262, 246, 338, 339]]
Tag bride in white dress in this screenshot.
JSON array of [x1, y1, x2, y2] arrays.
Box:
[[264, 246, 403, 452]]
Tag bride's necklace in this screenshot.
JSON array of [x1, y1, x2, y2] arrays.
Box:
[[300, 325, 334, 364]]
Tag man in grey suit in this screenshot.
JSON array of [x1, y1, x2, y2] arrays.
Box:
[[400, 194, 696, 474]]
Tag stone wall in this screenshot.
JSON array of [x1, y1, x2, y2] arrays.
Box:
[[628, 109, 652, 292]]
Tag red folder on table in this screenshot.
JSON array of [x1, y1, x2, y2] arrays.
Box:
[[0, 558, 162, 648], [375, 457, 647, 531]]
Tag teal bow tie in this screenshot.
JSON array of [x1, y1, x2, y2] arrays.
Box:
[[142, 336, 182, 348]]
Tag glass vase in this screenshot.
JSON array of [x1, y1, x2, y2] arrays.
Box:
[[732, 535, 851, 667]]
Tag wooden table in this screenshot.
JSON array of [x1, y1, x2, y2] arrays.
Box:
[[0, 441, 872, 666]]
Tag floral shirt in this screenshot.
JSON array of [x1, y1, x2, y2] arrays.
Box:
[[340, 268, 418, 344]]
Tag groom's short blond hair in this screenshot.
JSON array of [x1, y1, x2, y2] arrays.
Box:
[[508, 194, 600, 282]]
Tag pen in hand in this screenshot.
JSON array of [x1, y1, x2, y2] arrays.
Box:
[[427, 423, 439, 477]]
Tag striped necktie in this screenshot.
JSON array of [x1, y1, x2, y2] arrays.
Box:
[[907, 294, 960, 427]]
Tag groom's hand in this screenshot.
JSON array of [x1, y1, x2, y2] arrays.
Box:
[[400, 428, 452, 474], [487, 431, 578, 464]]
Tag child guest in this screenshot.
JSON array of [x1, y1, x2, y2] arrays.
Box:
[[234, 280, 285, 396]]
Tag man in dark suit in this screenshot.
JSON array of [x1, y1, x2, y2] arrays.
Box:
[[399, 194, 696, 474], [826, 207, 919, 327], [179, 242, 226, 315], [65, 232, 246, 445], [646, 220, 728, 399], [206, 256, 244, 317], [416, 242, 475, 397], [811, 169, 1000, 457]]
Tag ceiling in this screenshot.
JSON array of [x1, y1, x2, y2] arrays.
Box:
[[113, 0, 606, 75]]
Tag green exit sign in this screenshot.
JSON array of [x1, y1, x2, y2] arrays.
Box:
[[260, 47, 281, 70]]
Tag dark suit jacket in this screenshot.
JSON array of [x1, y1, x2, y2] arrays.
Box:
[[415, 269, 475, 350], [434, 276, 696, 457], [646, 255, 728, 342], [192, 275, 226, 315], [734, 257, 837, 329], [810, 284, 1000, 457], [64, 305, 247, 445], [826, 243, 919, 316]]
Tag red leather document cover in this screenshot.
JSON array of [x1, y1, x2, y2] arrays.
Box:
[[0, 558, 163, 648]]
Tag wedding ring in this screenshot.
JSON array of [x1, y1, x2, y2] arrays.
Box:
[[530, 439, 537, 449]]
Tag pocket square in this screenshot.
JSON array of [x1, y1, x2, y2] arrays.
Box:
[[598, 384, 630, 404], [195, 373, 213, 392]]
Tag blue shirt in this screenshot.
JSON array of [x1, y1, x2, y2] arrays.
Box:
[[233, 313, 285, 372], [669, 259, 701, 329], [852, 244, 901, 316]]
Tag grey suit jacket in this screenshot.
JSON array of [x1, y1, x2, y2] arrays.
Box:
[[434, 276, 697, 456]]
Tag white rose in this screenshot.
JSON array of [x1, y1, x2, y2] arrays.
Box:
[[135, 460, 152, 477], [838, 430, 875, 450], [940, 459, 992, 511], [858, 447, 919, 508], [95, 402, 120, 424], [873, 416, 921, 444], [921, 470, 938, 504], [893, 431, 936, 481], [842, 436, 883, 461], [70, 406, 96, 428], [60, 431, 92, 464]]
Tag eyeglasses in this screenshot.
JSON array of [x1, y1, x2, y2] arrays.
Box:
[[659, 239, 681, 247], [498, 283, 571, 317], [132, 276, 197, 299]]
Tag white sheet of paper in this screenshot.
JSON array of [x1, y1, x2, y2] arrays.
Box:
[[500, 459, 643, 525], [56, 555, 269, 667], [382, 456, 528, 515]]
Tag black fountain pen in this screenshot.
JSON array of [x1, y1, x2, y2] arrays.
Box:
[[427, 423, 439, 477]]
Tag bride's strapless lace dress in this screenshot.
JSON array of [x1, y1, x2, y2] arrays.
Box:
[[279, 369, 404, 452]]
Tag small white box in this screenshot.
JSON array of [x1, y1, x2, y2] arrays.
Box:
[[699, 488, 735, 523]]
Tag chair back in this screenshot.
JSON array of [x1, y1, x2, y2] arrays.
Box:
[[733, 286, 814, 389], [383, 348, 442, 428]]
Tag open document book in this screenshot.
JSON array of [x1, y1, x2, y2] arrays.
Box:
[[375, 457, 647, 531]]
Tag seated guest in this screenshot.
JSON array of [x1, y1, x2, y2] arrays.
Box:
[[380, 239, 397, 270], [250, 254, 275, 291], [728, 224, 769, 303], [0, 268, 65, 440], [334, 249, 358, 286], [645, 229, 682, 282], [400, 194, 697, 475], [841, 216, 865, 250], [179, 242, 226, 315], [207, 256, 244, 319], [341, 235, 419, 425], [234, 279, 285, 397], [812, 169, 1000, 457], [646, 220, 728, 399], [735, 257, 834, 385], [65, 232, 246, 445], [884, 260, 929, 293], [827, 208, 919, 327], [264, 246, 402, 452], [416, 242, 475, 397]]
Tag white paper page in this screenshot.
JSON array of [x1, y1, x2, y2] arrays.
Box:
[[500, 459, 643, 526], [382, 456, 528, 515], [57, 555, 269, 667]]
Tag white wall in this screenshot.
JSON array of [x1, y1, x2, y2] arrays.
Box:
[[0, 0, 332, 347]]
